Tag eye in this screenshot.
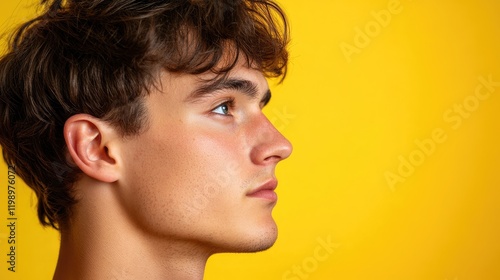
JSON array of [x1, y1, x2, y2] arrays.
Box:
[[211, 100, 233, 116]]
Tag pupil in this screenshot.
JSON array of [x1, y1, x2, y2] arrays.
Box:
[[222, 104, 228, 114]]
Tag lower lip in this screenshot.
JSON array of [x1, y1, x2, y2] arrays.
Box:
[[247, 190, 278, 201]]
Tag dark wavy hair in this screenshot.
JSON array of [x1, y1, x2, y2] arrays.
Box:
[[0, 0, 289, 229]]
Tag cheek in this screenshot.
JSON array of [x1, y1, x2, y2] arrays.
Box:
[[117, 126, 247, 237]]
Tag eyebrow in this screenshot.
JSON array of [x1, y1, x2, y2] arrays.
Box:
[[186, 78, 272, 106]]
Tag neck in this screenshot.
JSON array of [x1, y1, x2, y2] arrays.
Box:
[[53, 177, 210, 280]]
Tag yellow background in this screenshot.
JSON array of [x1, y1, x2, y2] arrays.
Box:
[[1, 0, 499, 279]]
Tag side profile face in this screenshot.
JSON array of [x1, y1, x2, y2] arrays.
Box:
[[114, 59, 292, 253]]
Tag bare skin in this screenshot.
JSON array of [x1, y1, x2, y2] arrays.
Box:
[[53, 60, 292, 280]]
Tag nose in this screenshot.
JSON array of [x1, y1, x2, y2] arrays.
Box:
[[249, 113, 293, 165]]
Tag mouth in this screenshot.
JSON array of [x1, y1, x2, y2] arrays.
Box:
[[246, 179, 278, 201]]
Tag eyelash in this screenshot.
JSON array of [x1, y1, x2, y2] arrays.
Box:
[[211, 98, 235, 116]]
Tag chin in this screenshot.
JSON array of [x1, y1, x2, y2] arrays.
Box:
[[233, 221, 279, 253], [247, 234, 278, 252], [208, 220, 278, 254]]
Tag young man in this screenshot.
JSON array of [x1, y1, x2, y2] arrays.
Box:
[[0, 0, 292, 279]]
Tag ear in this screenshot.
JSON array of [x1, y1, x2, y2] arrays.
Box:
[[64, 114, 121, 183]]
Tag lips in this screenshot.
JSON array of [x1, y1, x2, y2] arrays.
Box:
[[246, 179, 278, 201]]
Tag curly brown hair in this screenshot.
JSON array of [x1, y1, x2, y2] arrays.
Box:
[[0, 0, 289, 229]]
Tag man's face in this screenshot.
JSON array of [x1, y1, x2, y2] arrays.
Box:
[[116, 60, 292, 253]]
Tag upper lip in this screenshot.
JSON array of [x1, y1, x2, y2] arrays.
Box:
[[247, 179, 278, 196]]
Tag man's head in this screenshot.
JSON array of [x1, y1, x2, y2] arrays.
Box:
[[0, 0, 290, 251]]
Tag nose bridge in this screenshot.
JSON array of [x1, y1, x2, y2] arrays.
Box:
[[256, 113, 283, 142], [249, 112, 292, 164]]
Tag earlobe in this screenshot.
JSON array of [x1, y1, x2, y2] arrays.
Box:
[[64, 114, 121, 183]]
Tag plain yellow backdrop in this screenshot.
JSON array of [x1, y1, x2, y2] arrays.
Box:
[[1, 0, 499, 279]]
